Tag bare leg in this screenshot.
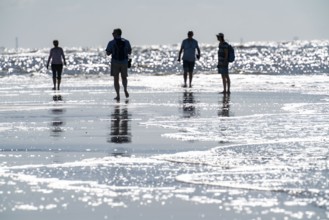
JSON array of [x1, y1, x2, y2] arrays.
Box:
[[227, 76, 231, 93], [52, 78, 56, 90], [221, 76, 226, 93], [57, 78, 61, 90], [189, 72, 193, 88], [183, 72, 188, 87], [122, 76, 129, 98], [114, 76, 120, 100]]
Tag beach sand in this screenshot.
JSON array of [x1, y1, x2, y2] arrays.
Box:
[[1, 74, 328, 219]]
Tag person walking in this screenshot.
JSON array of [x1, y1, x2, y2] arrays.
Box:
[[216, 33, 231, 94], [46, 40, 66, 90], [106, 28, 132, 101], [178, 31, 201, 88]]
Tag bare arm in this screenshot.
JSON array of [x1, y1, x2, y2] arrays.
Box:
[[196, 44, 201, 60], [178, 47, 183, 61], [62, 48, 67, 65], [63, 56, 67, 66], [46, 50, 52, 69]]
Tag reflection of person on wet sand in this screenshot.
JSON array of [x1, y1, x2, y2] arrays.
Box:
[[218, 94, 230, 117], [53, 94, 62, 101], [182, 91, 197, 118], [108, 104, 131, 143], [50, 94, 65, 137]]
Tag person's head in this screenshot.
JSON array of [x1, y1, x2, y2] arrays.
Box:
[[216, 33, 224, 42], [53, 40, 59, 47], [187, 31, 194, 39], [112, 28, 122, 38]]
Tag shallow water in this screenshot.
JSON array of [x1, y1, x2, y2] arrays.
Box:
[[0, 72, 328, 219]]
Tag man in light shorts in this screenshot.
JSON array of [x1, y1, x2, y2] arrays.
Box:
[[106, 28, 132, 101]]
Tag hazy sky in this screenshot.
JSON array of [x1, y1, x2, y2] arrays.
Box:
[[1, 0, 328, 48]]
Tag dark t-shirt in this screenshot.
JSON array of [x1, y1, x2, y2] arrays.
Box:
[[218, 42, 229, 67]]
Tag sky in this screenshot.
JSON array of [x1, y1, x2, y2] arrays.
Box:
[[1, 0, 328, 48]]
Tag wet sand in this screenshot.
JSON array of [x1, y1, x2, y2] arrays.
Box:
[[1, 74, 328, 220]]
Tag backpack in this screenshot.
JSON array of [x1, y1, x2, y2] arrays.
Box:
[[228, 44, 235, 63], [113, 38, 126, 60]]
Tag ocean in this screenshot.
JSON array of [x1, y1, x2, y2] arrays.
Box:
[[0, 40, 329, 220], [1, 40, 328, 76]]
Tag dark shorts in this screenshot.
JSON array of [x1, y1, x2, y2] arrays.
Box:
[[183, 60, 195, 73], [111, 62, 128, 77], [51, 64, 63, 79], [218, 66, 229, 75]]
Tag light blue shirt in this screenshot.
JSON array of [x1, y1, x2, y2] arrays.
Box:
[[180, 38, 200, 62]]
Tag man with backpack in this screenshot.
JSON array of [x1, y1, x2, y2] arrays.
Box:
[[106, 28, 132, 101], [217, 33, 231, 94]]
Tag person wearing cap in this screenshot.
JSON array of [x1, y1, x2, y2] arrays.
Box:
[[177, 31, 201, 88], [216, 33, 231, 94]]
